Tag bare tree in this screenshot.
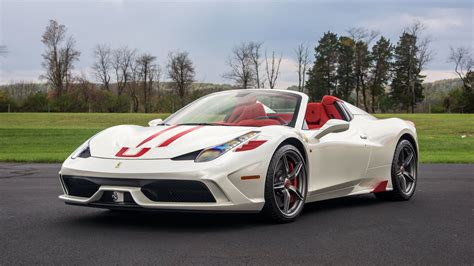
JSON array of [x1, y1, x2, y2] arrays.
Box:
[[405, 21, 434, 70], [0, 45, 7, 56], [3, 82, 41, 101], [347, 27, 380, 45], [167, 51, 195, 105], [128, 56, 140, 112], [294, 42, 310, 92], [111, 46, 136, 96], [249, 41, 264, 88], [136, 53, 159, 113], [92, 44, 112, 91], [223, 43, 255, 89], [265, 49, 282, 89], [40, 20, 80, 97], [449, 47, 473, 91]]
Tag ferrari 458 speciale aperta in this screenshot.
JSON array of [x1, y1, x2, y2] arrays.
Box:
[[59, 89, 418, 222]]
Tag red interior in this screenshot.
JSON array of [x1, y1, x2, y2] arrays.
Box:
[[322, 95, 342, 120], [219, 95, 343, 128], [304, 95, 344, 129], [305, 103, 329, 129], [221, 102, 293, 127]]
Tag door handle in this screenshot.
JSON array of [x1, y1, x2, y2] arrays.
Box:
[[360, 134, 368, 140]]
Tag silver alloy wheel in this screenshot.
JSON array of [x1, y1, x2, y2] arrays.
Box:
[[272, 150, 306, 217], [396, 145, 417, 194]]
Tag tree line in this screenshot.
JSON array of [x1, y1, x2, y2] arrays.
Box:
[[305, 25, 428, 113], [0, 19, 472, 113], [304, 24, 472, 113], [39, 20, 197, 113]]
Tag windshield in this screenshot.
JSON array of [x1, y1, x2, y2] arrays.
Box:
[[165, 90, 301, 127]]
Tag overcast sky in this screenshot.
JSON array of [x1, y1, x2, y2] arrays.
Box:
[[0, 0, 472, 88]]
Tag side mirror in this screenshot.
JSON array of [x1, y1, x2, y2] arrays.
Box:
[[311, 119, 349, 139], [148, 118, 164, 127]]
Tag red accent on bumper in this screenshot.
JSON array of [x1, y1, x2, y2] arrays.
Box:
[[235, 140, 267, 152], [372, 180, 388, 193], [241, 175, 260, 180]]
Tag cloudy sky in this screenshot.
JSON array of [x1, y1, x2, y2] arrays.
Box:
[[0, 0, 472, 88]]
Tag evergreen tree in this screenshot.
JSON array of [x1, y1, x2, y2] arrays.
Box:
[[336, 36, 355, 101], [306, 32, 338, 101], [354, 41, 370, 110], [391, 32, 424, 113], [369, 36, 393, 113]]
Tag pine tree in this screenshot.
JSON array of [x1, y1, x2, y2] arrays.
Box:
[[391, 32, 424, 113], [354, 41, 370, 110], [369, 36, 393, 113], [336, 36, 355, 101], [306, 32, 338, 101]]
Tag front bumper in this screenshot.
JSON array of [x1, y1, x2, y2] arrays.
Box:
[[59, 156, 268, 212]]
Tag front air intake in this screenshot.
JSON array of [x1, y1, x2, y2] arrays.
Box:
[[62, 176, 100, 198], [141, 180, 216, 203]]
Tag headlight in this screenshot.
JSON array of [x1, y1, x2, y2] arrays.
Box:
[[71, 140, 91, 159], [194, 131, 259, 163]]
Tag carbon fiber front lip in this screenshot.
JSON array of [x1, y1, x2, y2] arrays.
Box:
[[65, 202, 259, 213]]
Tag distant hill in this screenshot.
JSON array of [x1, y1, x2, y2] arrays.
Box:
[[419, 78, 464, 112], [0, 81, 239, 101], [423, 78, 463, 93], [1, 78, 463, 100]]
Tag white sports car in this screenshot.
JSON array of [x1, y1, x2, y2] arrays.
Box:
[[59, 89, 418, 222]]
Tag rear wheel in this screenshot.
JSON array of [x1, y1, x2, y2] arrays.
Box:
[[262, 144, 307, 223], [375, 139, 417, 200]]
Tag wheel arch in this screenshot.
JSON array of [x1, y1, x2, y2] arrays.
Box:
[[399, 133, 418, 158], [277, 137, 308, 164]]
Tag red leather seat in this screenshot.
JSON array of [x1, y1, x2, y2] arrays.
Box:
[[226, 105, 247, 123], [322, 95, 343, 120], [305, 103, 329, 129], [237, 103, 266, 122], [227, 102, 275, 127]]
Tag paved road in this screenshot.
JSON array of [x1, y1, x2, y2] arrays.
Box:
[[0, 163, 472, 265]]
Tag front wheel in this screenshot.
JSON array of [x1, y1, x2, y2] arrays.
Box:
[[375, 139, 417, 201], [261, 144, 307, 223]]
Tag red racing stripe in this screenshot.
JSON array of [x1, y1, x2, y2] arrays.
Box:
[[116, 147, 151, 157], [136, 125, 179, 148], [157, 126, 203, 147]]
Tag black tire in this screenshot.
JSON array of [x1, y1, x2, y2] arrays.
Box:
[[375, 139, 417, 201], [261, 144, 307, 223]]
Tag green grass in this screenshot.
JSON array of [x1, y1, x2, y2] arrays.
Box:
[[0, 113, 168, 163], [374, 113, 474, 163], [0, 113, 472, 163]]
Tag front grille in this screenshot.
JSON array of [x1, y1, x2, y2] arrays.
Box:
[[141, 180, 216, 203], [62, 176, 100, 198], [61, 175, 216, 203]]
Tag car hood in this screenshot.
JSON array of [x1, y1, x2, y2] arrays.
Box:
[[89, 125, 256, 159]]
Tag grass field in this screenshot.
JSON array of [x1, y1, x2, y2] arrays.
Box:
[[0, 113, 472, 163]]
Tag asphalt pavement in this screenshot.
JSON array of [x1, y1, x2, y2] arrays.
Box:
[[0, 163, 473, 265]]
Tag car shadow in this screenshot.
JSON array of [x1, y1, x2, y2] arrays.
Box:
[[61, 195, 385, 232], [303, 194, 384, 214]]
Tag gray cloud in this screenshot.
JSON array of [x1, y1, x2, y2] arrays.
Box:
[[0, 0, 472, 85]]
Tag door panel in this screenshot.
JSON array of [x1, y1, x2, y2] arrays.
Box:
[[304, 117, 371, 194]]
